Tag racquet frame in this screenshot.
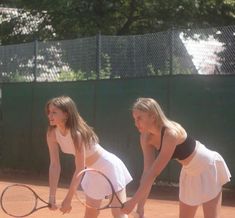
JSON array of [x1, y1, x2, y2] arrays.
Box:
[[0, 183, 51, 217], [76, 168, 124, 210]]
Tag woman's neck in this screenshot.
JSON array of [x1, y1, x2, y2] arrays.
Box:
[[148, 124, 161, 135], [57, 125, 69, 136]]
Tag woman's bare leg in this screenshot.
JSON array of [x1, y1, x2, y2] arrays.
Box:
[[111, 188, 128, 218], [179, 200, 198, 218], [84, 195, 101, 218], [202, 191, 222, 218]]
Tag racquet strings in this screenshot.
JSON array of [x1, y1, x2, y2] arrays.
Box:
[[1, 185, 36, 217], [76, 170, 114, 209]]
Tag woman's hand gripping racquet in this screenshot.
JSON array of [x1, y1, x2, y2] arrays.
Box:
[[75, 168, 140, 217], [0, 184, 51, 217]]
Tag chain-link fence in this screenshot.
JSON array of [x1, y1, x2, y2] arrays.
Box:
[[0, 25, 234, 82]]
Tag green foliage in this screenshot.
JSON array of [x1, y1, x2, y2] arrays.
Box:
[[99, 53, 112, 79], [1, 72, 30, 82], [57, 52, 122, 81], [147, 55, 195, 76], [147, 64, 166, 76], [58, 70, 96, 81], [1, 0, 235, 44], [172, 56, 194, 75]]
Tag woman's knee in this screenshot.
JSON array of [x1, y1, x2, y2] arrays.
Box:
[[179, 201, 198, 218], [111, 208, 128, 218], [111, 188, 128, 218], [84, 207, 100, 218]]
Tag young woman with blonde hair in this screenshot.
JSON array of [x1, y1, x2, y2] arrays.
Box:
[[45, 96, 132, 218], [122, 97, 231, 218]]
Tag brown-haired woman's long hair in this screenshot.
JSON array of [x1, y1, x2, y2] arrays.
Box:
[[45, 96, 99, 151]]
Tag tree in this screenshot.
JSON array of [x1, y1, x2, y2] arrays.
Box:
[[1, 0, 235, 43], [0, 0, 234, 78]]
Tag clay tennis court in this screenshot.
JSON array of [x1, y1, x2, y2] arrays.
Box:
[[0, 174, 234, 218]]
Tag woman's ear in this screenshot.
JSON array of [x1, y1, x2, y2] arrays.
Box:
[[64, 112, 69, 122], [66, 112, 69, 119], [151, 114, 159, 126], [150, 113, 156, 121]]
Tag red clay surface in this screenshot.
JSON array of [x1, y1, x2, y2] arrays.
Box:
[[0, 175, 234, 218]]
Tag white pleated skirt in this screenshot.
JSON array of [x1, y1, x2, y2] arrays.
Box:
[[81, 147, 133, 199], [179, 141, 231, 206]]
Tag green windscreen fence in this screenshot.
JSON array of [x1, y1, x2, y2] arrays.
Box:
[[0, 75, 234, 187]]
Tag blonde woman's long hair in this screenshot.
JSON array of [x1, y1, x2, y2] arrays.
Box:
[[132, 97, 183, 134], [45, 96, 99, 150]]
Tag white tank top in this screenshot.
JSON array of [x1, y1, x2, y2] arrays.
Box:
[[55, 128, 101, 157]]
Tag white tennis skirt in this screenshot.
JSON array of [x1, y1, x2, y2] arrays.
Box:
[[81, 148, 133, 200], [179, 141, 231, 206]]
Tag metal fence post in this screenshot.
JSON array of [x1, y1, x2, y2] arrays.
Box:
[[34, 39, 38, 82], [96, 32, 101, 79], [169, 27, 174, 76], [166, 27, 174, 118]]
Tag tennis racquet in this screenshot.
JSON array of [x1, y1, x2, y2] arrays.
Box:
[[0, 184, 51, 217], [75, 168, 140, 217]]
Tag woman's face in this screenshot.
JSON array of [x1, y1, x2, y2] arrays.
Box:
[[47, 103, 68, 127], [132, 109, 155, 133]]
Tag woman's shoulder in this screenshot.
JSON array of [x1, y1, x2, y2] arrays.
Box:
[[47, 127, 56, 137], [46, 127, 58, 144], [47, 127, 56, 135], [164, 125, 187, 144]]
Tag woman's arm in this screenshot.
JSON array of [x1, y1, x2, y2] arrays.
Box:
[[63, 144, 85, 201], [136, 133, 156, 216], [47, 129, 61, 205], [60, 132, 85, 213], [122, 129, 177, 214]]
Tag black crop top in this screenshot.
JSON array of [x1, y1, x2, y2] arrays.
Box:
[[160, 127, 196, 160]]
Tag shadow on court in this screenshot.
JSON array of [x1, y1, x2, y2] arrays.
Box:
[[0, 170, 234, 218]]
